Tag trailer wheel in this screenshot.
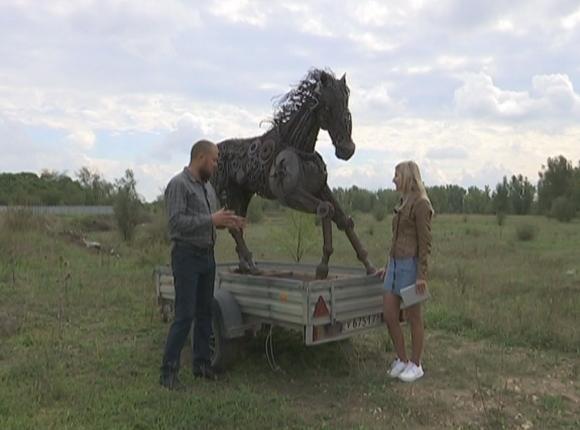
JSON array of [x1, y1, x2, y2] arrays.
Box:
[[210, 300, 239, 372]]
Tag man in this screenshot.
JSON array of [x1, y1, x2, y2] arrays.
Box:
[[160, 139, 245, 390]]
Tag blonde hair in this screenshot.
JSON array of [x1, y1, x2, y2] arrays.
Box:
[[395, 160, 431, 209]]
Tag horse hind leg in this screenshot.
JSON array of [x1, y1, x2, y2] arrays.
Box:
[[343, 220, 375, 274], [315, 202, 334, 280], [323, 188, 375, 275]]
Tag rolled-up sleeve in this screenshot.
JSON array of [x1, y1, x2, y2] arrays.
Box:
[[165, 180, 212, 236], [415, 199, 433, 281]]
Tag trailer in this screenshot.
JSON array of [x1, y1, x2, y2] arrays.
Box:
[[154, 261, 384, 370]]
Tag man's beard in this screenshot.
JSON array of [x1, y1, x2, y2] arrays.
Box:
[[199, 166, 212, 182]]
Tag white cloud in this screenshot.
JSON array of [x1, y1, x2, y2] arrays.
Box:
[[407, 66, 433, 75], [2, 0, 580, 201], [209, 0, 269, 27], [66, 129, 96, 150], [299, 16, 335, 38], [531, 74, 579, 111], [351, 81, 406, 119], [494, 18, 515, 32], [437, 55, 468, 69], [454, 73, 580, 121], [561, 7, 580, 30], [348, 32, 398, 52], [154, 113, 206, 161], [353, 1, 391, 26], [426, 146, 468, 160]]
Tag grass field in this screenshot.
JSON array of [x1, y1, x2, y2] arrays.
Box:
[[0, 210, 579, 429]]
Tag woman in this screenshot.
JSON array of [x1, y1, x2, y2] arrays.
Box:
[[379, 161, 434, 382]]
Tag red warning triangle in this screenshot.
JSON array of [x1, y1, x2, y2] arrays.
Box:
[[313, 295, 330, 318]]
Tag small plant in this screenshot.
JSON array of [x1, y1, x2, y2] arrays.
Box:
[[550, 196, 575, 222], [496, 211, 506, 227], [113, 169, 142, 242], [141, 209, 169, 245], [372, 205, 386, 222], [274, 210, 317, 263], [496, 211, 506, 239], [464, 227, 481, 237], [515, 224, 537, 241]]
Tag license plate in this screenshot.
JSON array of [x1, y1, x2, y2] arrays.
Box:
[[342, 313, 383, 332]]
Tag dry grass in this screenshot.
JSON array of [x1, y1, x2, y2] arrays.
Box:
[[0, 213, 579, 429]]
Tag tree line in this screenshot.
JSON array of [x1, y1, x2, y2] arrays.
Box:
[[0, 167, 143, 240], [0, 168, 118, 206], [333, 155, 579, 222], [1, 155, 579, 223]]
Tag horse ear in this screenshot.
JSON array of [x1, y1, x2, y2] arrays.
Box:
[[340, 73, 346, 85], [320, 71, 331, 87]]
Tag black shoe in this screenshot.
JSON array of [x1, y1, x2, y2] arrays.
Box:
[[159, 372, 186, 391], [193, 364, 218, 381]]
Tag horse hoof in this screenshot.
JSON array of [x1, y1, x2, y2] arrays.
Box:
[[238, 260, 260, 275], [236, 260, 251, 274], [316, 265, 329, 280]]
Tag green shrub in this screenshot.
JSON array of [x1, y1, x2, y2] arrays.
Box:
[[73, 215, 114, 232], [113, 169, 142, 242], [515, 224, 537, 241], [372, 205, 386, 222], [464, 227, 481, 237], [496, 211, 506, 226], [550, 196, 575, 222], [140, 209, 169, 245], [273, 210, 317, 262]]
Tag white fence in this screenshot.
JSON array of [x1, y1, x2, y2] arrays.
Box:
[[0, 206, 114, 215]]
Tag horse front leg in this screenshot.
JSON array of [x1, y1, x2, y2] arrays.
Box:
[[228, 228, 259, 274], [321, 186, 376, 275], [226, 189, 259, 274]]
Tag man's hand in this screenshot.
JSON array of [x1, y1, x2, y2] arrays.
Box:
[[211, 208, 246, 231], [416, 279, 428, 295]]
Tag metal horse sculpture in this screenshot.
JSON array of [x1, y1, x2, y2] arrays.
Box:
[[211, 69, 375, 279]]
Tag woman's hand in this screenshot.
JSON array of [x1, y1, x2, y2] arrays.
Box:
[[374, 266, 387, 280], [416, 279, 428, 295]]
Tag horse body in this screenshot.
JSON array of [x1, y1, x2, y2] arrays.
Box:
[[210, 69, 375, 279]]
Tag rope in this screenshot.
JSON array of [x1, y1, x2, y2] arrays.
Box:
[[264, 325, 283, 373]]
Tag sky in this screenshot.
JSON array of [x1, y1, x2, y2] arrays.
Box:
[[1, 0, 580, 202]]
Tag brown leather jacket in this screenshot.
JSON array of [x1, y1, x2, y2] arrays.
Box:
[[389, 193, 434, 280]]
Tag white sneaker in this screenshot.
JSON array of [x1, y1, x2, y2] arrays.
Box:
[[388, 358, 408, 378], [398, 362, 424, 382]]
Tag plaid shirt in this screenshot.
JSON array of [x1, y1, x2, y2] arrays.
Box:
[[165, 167, 218, 248]]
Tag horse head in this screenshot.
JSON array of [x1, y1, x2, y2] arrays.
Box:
[[315, 71, 355, 160]]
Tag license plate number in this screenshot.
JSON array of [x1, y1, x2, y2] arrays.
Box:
[[342, 313, 382, 332]]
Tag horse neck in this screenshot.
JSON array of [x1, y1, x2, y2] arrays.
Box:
[[279, 104, 320, 153]]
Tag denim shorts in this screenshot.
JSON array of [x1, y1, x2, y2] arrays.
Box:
[[383, 257, 418, 297]]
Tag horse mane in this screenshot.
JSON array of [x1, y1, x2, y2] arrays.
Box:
[[270, 68, 335, 128]]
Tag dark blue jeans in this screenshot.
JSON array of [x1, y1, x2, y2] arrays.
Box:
[[161, 242, 216, 375]]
